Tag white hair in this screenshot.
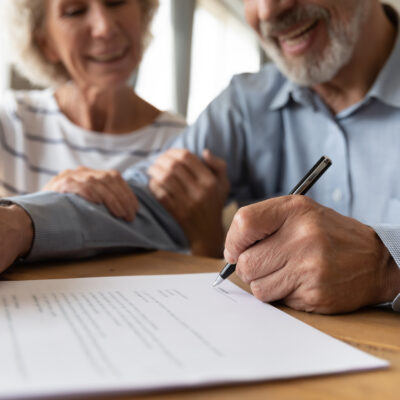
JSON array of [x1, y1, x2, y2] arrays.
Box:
[[0, 0, 159, 87]]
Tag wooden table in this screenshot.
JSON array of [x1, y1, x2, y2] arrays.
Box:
[[2, 251, 400, 400]]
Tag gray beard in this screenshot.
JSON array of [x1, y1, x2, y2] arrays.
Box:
[[259, 3, 371, 86]]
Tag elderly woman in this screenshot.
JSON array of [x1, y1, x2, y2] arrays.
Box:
[[0, 0, 229, 257], [0, 0, 186, 221]]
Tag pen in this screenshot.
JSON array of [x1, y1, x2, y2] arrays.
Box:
[[212, 155, 332, 287]]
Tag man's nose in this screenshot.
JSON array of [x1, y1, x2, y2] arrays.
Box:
[[89, 5, 118, 39], [256, 0, 297, 21]]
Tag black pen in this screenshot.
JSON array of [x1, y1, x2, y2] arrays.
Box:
[[212, 155, 332, 287]]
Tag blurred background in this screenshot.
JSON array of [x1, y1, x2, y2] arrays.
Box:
[[0, 0, 399, 123]]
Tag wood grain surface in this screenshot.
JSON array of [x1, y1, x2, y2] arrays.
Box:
[[2, 251, 399, 400]]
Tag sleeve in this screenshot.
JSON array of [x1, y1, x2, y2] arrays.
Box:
[[7, 186, 189, 261], [373, 226, 400, 312], [5, 78, 252, 261]]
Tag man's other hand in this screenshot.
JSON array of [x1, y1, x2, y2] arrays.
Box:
[[148, 149, 229, 257]]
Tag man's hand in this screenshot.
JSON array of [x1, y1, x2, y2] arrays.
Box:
[[224, 196, 400, 314], [42, 167, 138, 222], [148, 149, 229, 257], [0, 205, 33, 273]]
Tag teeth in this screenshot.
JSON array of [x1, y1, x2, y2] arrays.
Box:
[[280, 20, 317, 41], [284, 30, 312, 46], [91, 49, 125, 62]]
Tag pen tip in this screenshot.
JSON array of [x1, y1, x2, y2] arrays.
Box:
[[212, 275, 223, 287]]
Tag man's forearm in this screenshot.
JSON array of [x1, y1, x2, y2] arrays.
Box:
[[6, 186, 188, 262]]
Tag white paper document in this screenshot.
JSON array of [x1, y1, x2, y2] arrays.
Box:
[[0, 273, 388, 399]]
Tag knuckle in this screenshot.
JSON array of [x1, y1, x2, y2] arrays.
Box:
[[178, 148, 191, 158], [232, 207, 253, 235], [192, 189, 208, 205], [294, 219, 328, 251], [158, 156, 177, 172], [297, 220, 322, 242], [109, 169, 120, 178], [87, 175, 97, 185], [288, 194, 315, 212], [205, 177, 218, 191], [303, 289, 325, 310], [159, 171, 174, 187], [250, 281, 266, 301], [312, 258, 330, 282], [168, 159, 181, 171], [80, 189, 92, 199], [236, 252, 254, 283], [157, 191, 169, 203], [64, 176, 75, 185], [164, 149, 176, 157], [178, 149, 193, 163], [103, 173, 116, 184], [301, 257, 327, 282]]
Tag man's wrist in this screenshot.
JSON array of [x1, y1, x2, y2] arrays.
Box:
[[2, 203, 35, 259]]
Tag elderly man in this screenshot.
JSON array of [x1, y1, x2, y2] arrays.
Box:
[[1, 0, 400, 314]]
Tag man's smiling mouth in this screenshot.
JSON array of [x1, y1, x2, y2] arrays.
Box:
[[275, 19, 320, 47]]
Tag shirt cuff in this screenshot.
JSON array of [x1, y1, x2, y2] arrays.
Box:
[[373, 225, 400, 312], [392, 293, 400, 312], [3, 193, 83, 261]]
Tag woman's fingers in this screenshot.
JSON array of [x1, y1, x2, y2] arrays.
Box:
[[42, 168, 138, 221]]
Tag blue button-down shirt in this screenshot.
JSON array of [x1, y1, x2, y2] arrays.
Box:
[[7, 8, 400, 311]]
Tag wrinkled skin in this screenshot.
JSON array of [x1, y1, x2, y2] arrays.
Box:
[[148, 149, 230, 257], [224, 196, 400, 314], [43, 167, 138, 221]]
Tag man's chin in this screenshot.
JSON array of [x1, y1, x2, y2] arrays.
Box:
[[262, 50, 317, 86], [262, 45, 340, 87]]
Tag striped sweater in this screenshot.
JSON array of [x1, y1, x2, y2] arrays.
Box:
[[0, 89, 186, 197]]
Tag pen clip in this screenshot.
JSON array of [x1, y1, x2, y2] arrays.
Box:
[[289, 156, 332, 196]]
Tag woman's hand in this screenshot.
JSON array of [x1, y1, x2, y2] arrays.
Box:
[[148, 149, 230, 257], [42, 167, 138, 222]]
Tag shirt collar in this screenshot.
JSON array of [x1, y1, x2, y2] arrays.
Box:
[[269, 78, 295, 110], [269, 78, 316, 110], [269, 4, 400, 111]]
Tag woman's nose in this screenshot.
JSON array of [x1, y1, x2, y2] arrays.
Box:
[[88, 4, 118, 39]]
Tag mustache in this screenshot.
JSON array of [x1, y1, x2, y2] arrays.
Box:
[[259, 5, 330, 39]]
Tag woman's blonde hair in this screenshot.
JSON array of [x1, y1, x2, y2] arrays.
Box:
[[1, 0, 159, 87]]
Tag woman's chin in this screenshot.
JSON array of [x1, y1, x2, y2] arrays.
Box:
[[80, 74, 133, 90]]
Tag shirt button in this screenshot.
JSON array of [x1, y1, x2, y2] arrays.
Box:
[[332, 188, 343, 202]]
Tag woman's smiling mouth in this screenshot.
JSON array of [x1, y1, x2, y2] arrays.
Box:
[[88, 47, 129, 63]]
